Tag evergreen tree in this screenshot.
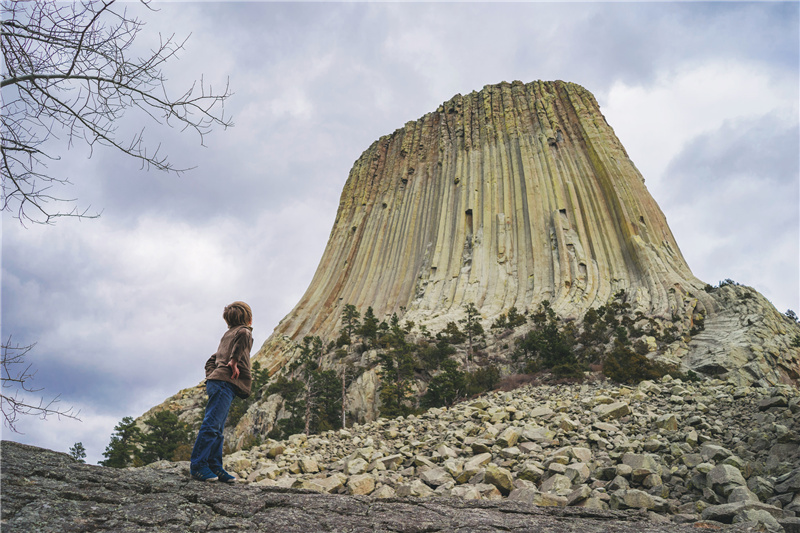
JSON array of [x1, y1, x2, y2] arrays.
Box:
[[100, 416, 141, 468], [359, 306, 379, 345], [68, 442, 86, 463], [266, 376, 306, 439], [439, 321, 466, 345], [337, 304, 361, 346], [307, 369, 342, 433], [514, 301, 579, 376], [459, 303, 484, 358], [491, 306, 526, 331], [421, 359, 465, 408], [298, 335, 323, 435], [378, 315, 417, 418], [139, 410, 192, 464], [418, 335, 456, 370]]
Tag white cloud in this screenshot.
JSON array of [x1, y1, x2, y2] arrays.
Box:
[[602, 61, 798, 191]]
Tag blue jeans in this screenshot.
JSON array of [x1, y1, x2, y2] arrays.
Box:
[[190, 379, 235, 472]]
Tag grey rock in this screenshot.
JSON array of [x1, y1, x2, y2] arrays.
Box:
[[701, 500, 786, 522], [732, 509, 784, 533], [707, 464, 747, 495], [774, 469, 800, 494]]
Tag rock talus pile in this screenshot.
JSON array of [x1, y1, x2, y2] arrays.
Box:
[[216, 376, 800, 532]]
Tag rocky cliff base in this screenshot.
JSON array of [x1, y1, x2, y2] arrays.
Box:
[[213, 376, 800, 532], [0, 441, 787, 533]]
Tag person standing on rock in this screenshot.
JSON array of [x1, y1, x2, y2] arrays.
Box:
[[190, 301, 254, 482]]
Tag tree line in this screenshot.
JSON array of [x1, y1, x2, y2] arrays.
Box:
[[102, 294, 698, 467]]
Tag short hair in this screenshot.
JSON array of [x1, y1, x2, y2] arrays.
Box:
[[223, 301, 252, 327]]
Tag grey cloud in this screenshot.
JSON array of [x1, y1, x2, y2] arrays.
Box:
[[661, 114, 799, 310]]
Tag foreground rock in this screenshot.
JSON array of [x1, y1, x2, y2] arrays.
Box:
[[0, 441, 774, 532]]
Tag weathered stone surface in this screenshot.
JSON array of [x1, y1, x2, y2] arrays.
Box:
[[420, 466, 455, 488], [484, 465, 515, 495], [347, 473, 376, 495], [701, 501, 786, 522], [775, 469, 800, 494], [594, 402, 631, 420], [9, 443, 756, 533], [707, 464, 747, 495]]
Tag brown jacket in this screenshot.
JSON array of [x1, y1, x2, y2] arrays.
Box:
[[204, 325, 253, 399]]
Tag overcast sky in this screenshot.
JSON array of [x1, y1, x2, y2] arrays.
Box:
[[2, 1, 798, 465]]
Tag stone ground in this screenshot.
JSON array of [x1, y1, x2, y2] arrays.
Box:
[[0, 441, 778, 533]]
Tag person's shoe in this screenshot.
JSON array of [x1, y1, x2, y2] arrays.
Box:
[[213, 468, 236, 483], [191, 467, 219, 482]]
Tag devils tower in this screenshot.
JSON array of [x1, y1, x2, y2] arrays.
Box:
[[142, 80, 799, 440], [265, 80, 703, 343]]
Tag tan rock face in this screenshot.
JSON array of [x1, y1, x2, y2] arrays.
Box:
[[255, 79, 711, 366]]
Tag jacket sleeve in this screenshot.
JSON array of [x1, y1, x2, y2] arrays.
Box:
[[204, 353, 217, 375], [229, 328, 253, 365]]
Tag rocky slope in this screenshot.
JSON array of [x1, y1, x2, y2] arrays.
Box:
[[14, 374, 800, 532], [216, 376, 800, 532], [0, 441, 769, 533]]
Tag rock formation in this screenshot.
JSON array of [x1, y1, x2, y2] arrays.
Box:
[[141, 79, 800, 448], [255, 80, 713, 374], [250, 80, 798, 386], [274, 81, 700, 339], [5, 375, 800, 532]]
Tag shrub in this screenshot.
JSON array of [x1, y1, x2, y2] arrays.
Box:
[[465, 365, 500, 396], [420, 359, 465, 408], [439, 322, 466, 344], [689, 315, 705, 336], [602, 343, 671, 385], [633, 339, 649, 355], [496, 373, 538, 391]]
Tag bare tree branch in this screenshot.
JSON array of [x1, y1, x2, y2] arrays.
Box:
[[1, 337, 82, 433], [1, 0, 233, 225]]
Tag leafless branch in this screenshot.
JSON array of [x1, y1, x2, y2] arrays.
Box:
[[1, 0, 233, 225], [1, 336, 82, 433]]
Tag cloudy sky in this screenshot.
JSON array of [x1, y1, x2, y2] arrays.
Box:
[[2, 1, 798, 464]]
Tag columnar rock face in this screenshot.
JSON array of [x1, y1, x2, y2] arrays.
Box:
[[265, 80, 707, 352]]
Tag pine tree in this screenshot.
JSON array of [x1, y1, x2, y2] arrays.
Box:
[[68, 442, 87, 463], [337, 304, 361, 347], [359, 306, 379, 345], [265, 376, 305, 440], [139, 410, 192, 464], [421, 359, 465, 408], [459, 303, 484, 359], [100, 416, 141, 468], [377, 314, 416, 418]]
